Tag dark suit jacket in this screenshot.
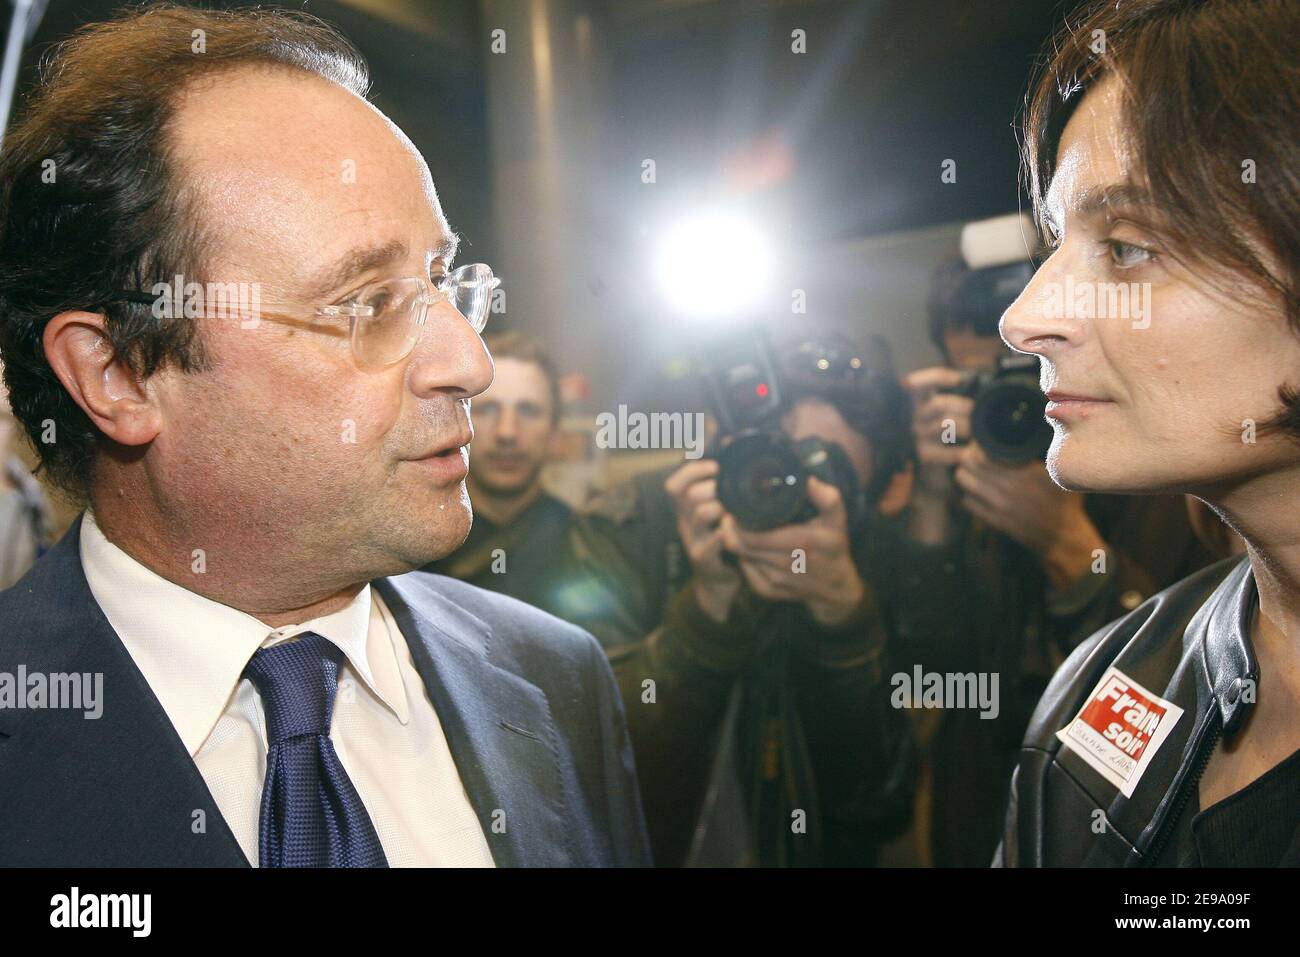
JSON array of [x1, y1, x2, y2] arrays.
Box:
[[0, 515, 651, 867]]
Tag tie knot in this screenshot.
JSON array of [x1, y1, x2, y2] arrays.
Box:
[[243, 632, 343, 745]]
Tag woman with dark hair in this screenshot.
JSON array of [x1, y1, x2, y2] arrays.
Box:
[[997, 0, 1300, 866]]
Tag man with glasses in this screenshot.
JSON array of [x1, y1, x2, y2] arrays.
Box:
[[0, 5, 649, 867]]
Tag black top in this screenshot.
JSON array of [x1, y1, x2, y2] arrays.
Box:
[[1162, 746, 1300, 867]]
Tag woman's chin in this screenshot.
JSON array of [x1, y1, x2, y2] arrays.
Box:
[[1049, 441, 1185, 496], [1046, 440, 1121, 494]]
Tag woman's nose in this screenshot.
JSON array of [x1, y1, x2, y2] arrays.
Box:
[[1000, 252, 1076, 358]]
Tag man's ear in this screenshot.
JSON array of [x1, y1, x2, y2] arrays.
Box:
[[43, 310, 163, 447]]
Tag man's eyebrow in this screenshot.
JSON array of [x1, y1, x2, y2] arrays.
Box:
[[304, 239, 408, 300], [433, 233, 460, 264]]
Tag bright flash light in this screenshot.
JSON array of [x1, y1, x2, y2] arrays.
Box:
[[653, 211, 773, 320]]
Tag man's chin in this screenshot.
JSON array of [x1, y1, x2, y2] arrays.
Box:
[[384, 483, 474, 568]]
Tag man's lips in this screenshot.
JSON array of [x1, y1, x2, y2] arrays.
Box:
[[404, 445, 469, 482], [403, 434, 473, 481], [408, 433, 474, 461]]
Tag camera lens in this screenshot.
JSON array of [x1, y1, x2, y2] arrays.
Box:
[[716, 433, 808, 531], [971, 375, 1053, 463]]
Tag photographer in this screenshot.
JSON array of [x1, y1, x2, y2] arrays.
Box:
[[893, 225, 1216, 867], [569, 329, 916, 867]]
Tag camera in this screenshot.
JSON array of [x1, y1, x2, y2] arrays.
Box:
[[714, 430, 862, 531], [941, 353, 1053, 464], [697, 329, 867, 531], [925, 215, 1052, 464]]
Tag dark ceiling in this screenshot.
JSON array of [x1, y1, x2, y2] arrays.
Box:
[[6, 0, 1077, 257]]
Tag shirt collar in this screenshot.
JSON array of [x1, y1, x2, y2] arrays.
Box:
[[79, 510, 409, 756]]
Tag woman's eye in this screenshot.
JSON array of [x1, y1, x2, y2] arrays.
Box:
[[1106, 239, 1154, 268]]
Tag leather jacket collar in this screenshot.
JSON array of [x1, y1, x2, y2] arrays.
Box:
[[1194, 557, 1259, 737]]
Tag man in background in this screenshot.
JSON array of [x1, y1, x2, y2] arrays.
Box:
[[0, 362, 52, 589], [425, 331, 586, 615]]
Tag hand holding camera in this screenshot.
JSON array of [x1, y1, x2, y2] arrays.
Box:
[[664, 459, 742, 623], [954, 442, 1104, 588], [664, 458, 865, 627], [718, 475, 865, 627], [903, 365, 972, 496]]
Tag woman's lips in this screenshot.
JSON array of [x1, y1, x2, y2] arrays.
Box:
[[1045, 393, 1112, 421]]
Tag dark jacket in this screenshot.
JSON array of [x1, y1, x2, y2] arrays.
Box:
[[888, 492, 1217, 866], [568, 466, 915, 867], [996, 555, 1298, 867], [424, 492, 586, 618], [0, 515, 651, 867]]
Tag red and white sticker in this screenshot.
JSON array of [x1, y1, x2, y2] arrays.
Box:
[[1056, 665, 1184, 798]]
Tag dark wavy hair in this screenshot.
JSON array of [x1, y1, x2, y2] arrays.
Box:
[[1021, 0, 1300, 440], [776, 330, 915, 503], [0, 3, 370, 498]]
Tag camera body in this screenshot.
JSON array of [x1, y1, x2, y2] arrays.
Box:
[[714, 430, 863, 531], [941, 353, 1053, 464], [697, 329, 866, 531]]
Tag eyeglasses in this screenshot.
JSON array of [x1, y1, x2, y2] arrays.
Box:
[[105, 262, 500, 370]]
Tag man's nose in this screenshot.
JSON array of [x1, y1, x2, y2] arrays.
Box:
[[1000, 251, 1077, 358], [495, 406, 520, 442], [408, 301, 494, 400]]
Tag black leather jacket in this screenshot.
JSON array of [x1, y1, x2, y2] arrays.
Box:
[[996, 555, 1262, 866]]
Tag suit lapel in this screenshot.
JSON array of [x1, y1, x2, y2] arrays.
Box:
[[3, 518, 574, 866], [0, 515, 248, 866], [375, 575, 574, 867]]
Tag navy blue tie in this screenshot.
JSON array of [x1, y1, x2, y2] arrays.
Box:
[[243, 632, 389, 868]]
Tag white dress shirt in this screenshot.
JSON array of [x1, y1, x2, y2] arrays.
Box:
[[79, 510, 495, 867]]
